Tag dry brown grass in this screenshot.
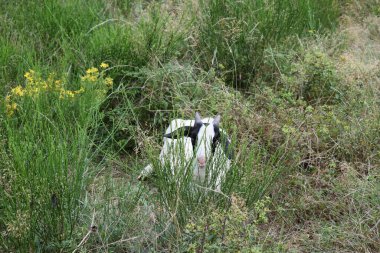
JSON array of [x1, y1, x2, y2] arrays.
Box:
[[253, 4, 380, 252]]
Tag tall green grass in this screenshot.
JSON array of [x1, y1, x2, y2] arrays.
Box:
[[0, 0, 189, 89], [0, 0, 104, 84], [0, 67, 111, 251], [197, 0, 340, 87]]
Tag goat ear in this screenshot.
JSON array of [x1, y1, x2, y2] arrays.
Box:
[[195, 112, 202, 125], [213, 115, 221, 127]]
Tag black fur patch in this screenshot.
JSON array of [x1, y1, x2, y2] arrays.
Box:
[[164, 122, 233, 160], [212, 126, 233, 160], [163, 122, 203, 147]]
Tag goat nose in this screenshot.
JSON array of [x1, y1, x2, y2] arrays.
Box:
[[197, 156, 206, 168]]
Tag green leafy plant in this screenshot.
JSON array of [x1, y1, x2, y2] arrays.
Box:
[[282, 50, 343, 104]]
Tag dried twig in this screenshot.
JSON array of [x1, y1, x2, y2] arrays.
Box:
[[72, 210, 97, 253]]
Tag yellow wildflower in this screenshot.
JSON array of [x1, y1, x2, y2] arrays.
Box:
[[86, 67, 99, 74], [5, 95, 11, 102], [54, 80, 62, 90], [41, 81, 49, 90], [6, 102, 17, 116], [28, 87, 40, 95], [81, 74, 97, 82], [24, 70, 35, 82], [11, 86, 25, 97], [65, 90, 75, 98], [74, 87, 85, 94], [59, 88, 66, 99], [47, 73, 55, 83], [105, 77, 113, 87], [59, 88, 77, 99], [81, 66, 101, 82], [100, 62, 109, 69]]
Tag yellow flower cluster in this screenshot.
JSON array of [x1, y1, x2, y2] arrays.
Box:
[[105, 77, 113, 87], [5, 95, 17, 117], [24, 70, 35, 82], [11, 86, 25, 97], [81, 67, 99, 82], [100, 62, 109, 69], [59, 87, 85, 99], [80, 63, 113, 85], [4, 63, 113, 117], [21, 70, 67, 96]]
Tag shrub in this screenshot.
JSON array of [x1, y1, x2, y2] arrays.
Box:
[[0, 65, 112, 251], [281, 50, 343, 104]]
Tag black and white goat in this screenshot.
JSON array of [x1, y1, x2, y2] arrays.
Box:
[[139, 112, 232, 192]]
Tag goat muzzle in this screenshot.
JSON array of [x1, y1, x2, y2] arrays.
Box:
[[197, 156, 206, 168]]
